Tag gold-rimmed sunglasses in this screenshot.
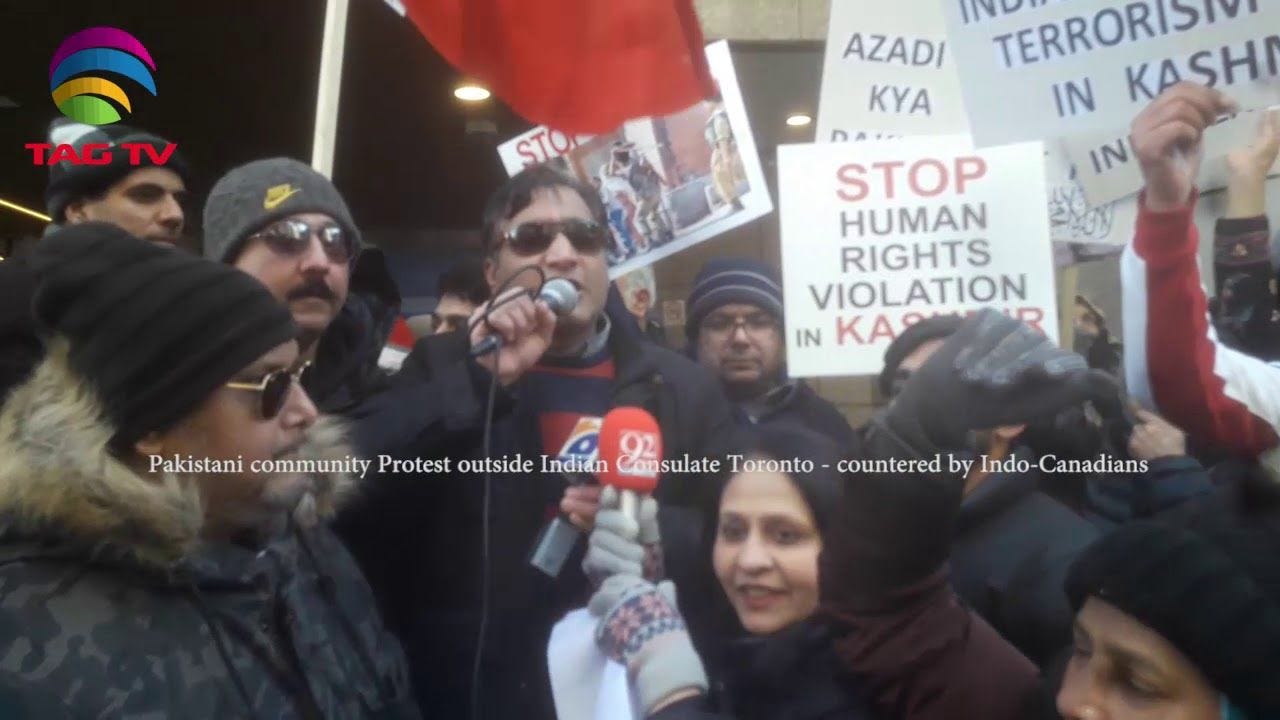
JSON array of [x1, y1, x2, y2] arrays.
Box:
[[224, 362, 312, 419]]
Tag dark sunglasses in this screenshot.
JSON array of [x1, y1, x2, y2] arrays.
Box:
[[225, 362, 311, 419], [502, 219, 608, 256], [250, 218, 354, 264]]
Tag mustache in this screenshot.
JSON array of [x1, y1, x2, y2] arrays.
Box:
[[287, 279, 336, 302]]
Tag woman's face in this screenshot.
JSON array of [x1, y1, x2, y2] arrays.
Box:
[[1057, 598, 1223, 720], [713, 466, 822, 635]]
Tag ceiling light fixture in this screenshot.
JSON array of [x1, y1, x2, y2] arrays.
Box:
[[454, 83, 491, 102], [0, 197, 51, 223], [785, 113, 813, 127]]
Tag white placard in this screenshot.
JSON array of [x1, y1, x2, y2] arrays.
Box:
[[1061, 106, 1280, 205], [497, 41, 772, 279], [780, 136, 1058, 376], [817, 0, 970, 142], [1046, 143, 1138, 245], [941, 0, 1280, 147]]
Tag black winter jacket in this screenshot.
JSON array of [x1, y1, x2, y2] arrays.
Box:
[[740, 380, 856, 450], [950, 450, 1100, 667], [337, 297, 740, 720], [0, 346, 417, 719]]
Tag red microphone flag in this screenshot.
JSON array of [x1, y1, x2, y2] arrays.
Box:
[[597, 406, 662, 496], [400, 0, 715, 134]]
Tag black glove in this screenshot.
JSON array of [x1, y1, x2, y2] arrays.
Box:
[[886, 308, 1112, 455], [820, 310, 1114, 604]]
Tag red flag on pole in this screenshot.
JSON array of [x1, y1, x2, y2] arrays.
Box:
[[401, 0, 716, 134]]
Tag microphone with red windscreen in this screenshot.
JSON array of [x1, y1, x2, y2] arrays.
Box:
[[597, 406, 663, 519]]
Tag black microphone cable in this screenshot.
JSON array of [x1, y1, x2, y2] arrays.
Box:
[[468, 265, 547, 720]]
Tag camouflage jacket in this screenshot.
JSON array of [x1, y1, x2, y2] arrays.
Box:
[[0, 345, 420, 719]]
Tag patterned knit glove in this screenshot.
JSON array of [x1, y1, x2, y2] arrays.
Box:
[[589, 574, 707, 716]]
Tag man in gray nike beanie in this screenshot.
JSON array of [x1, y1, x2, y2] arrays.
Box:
[[202, 157, 361, 264]]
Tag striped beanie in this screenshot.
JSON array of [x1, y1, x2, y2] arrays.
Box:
[[44, 118, 189, 222], [1066, 519, 1280, 718], [685, 258, 784, 343]]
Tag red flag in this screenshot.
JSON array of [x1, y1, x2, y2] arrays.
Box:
[[402, 0, 715, 134], [387, 316, 415, 349]]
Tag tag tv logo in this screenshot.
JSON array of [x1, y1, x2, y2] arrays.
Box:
[[25, 26, 177, 167]]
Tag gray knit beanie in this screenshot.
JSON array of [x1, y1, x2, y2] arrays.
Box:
[[202, 157, 361, 263]]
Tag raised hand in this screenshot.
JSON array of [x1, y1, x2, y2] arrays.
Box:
[[1225, 108, 1280, 218], [1130, 82, 1237, 212]]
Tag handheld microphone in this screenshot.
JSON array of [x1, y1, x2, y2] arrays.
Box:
[[470, 278, 578, 358], [528, 407, 663, 579], [597, 406, 663, 520], [529, 416, 603, 578]]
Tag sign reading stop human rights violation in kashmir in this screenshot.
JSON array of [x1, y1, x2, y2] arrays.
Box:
[[942, 0, 1280, 147], [779, 136, 1058, 377]]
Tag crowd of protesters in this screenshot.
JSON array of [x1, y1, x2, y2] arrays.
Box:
[[0, 81, 1276, 720]]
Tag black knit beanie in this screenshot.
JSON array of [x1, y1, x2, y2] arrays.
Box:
[[30, 222, 297, 450], [202, 157, 362, 264], [44, 118, 190, 222], [877, 315, 964, 397], [1066, 519, 1280, 717], [685, 257, 784, 345]]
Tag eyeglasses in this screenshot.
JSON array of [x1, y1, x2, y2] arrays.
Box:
[[225, 362, 312, 419], [501, 219, 608, 256], [249, 218, 354, 264], [701, 311, 778, 337]]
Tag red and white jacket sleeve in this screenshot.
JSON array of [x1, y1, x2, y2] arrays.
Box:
[[1122, 193, 1280, 477]]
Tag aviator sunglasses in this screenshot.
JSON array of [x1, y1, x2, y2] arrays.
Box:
[[249, 218, 355, 264], [224, 362, 312, 419]]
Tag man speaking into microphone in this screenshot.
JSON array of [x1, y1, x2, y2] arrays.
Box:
[[363, 165, 739, 720]]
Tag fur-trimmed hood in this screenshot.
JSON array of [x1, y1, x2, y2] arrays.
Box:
[[0, 340, 357, 569]]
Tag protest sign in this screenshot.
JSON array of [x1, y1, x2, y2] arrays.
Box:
[[779, 136, 1058, 377], [1045, 143, 1138, 245], [1061, 106, 1280, 205], [496, 41, 771, 279], [941, 0, 1280, 147], [817, 0, 969, 142]]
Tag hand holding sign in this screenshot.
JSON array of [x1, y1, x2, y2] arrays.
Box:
[[1131, 82, 1238, 212]]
